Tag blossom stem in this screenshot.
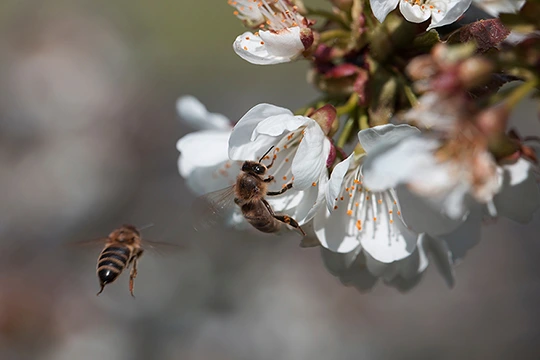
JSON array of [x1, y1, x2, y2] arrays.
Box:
[[305, 7, 349, 28], [336, 93, 358, 116], [337, 116, 356, 148], [504, 78, 539, 110], [319, 29, 351, 43], [358, 109, 369, 130]]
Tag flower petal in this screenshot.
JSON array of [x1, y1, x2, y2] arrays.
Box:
[[320, 248, 378, 292], [427, 0, 472, 30], [177, 131, 231, 178], [360, 207, 420, 263], [421, 234, 454, 288], [229, 104, 293, 161], [399, 1, 432, 23], [438, 205, 482, 263], [176, 96, 231, 131], [314, 207, 361, 253], [357, 124, 420, 153], [233, 28, 304, 65], [473, 0, 525, 16], [493, 158, 540, 223], [326, 154, 355, 212], [292, 121, 331, 190], [370, 0, 400, 23]]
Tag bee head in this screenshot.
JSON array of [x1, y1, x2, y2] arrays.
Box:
[[242, 161, 267, 176], [110, 225, 139, 243]]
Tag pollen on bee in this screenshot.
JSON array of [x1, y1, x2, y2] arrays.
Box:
[[312, 182, 317, 187], [347, 209, 353, 216]]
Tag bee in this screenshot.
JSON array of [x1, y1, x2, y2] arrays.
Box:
[[96, 224, 145, 297], [194, 146, 306, 236]]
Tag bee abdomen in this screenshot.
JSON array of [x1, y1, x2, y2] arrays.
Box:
[[97, 246, 130, 285]]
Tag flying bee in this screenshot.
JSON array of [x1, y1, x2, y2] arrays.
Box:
[[70, 224, 178, 297], [96, 224, 145, 297], [194, 146, 306, 236]]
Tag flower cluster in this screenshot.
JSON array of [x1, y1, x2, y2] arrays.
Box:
[[177, 0, 539, 291]]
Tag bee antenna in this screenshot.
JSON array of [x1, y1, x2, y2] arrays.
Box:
[[138, 223, 155, 231], [258, 146, 275, 163]]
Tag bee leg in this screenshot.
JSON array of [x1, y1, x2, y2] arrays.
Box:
[[262, 199, 306, 236], [128, 250, 144, 298], [267, 183, 293, 196], [263, 175, 274, 183]]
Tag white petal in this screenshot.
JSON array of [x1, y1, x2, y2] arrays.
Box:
[[229, 104, 293, 161], [399, 1, 432, 23], [421, 234, 454, 288], [254, 114, 308, 139], [360, 208, 420, 263], [314, 207, 361, 253], [439, 205, 482, 263], [320, 248, 378, 292], [292, 121, 331, 190], [427, 0, 472, 30], [185, 161, 240, 196], [233, 28, 304, 65], [473, 0, 525, 16], [494, 158, 540, 223], [176, 96, 231, 131], [357, 124, 420, 153], [326, 154, 355, 212], [396, 185, 465, 235], [362, 136, 441, 191], [176, 131, 231, 177], [370, 0, 400, 23]]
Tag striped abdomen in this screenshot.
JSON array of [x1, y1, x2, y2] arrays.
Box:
[[241, 201, 280, 233], [97, 245, 132, 286]]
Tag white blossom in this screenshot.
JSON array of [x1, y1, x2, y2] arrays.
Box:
[[314, 124, 467, 268], [176, 96, 239, 196], [232, 0, 313, 65], [370, 0, 472, 30]]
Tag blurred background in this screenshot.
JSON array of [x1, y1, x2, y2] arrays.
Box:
[[0, 1, 539, 359]]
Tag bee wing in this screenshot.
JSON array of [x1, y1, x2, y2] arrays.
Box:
[[141, 239, 185, 257], [190, 185, 237, 231], [64, 237, 108, 248]]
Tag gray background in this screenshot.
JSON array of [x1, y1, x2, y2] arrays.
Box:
[[0, 1, 539, 359]]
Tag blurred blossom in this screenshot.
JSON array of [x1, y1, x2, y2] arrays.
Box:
[[232, 0, 314, 65], [370, 0, 472, 30], [472, 0, 525, 16]]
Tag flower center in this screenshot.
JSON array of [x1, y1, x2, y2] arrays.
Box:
[[402, 0, 442, 13], [231, 0, 304, 30], [229, 0, 265, 24], [332, 165, 402, 244]]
